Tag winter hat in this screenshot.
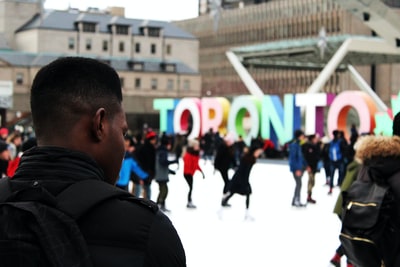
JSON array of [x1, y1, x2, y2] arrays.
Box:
[[145, 131, 157, 140], [187, 139, 199, 148], [0, 128, 8, 136]]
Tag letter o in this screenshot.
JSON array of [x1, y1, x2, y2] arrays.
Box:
[[327, 91, 377, 139], [173, 98, 201, 139]]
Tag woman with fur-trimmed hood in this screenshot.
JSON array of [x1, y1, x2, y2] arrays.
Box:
[[331, 134, 400, 267], [339, 134, 400, 267], [355, 135, 400, 195]]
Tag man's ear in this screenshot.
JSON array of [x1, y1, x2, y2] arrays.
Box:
[[92, 108, 106, 142]]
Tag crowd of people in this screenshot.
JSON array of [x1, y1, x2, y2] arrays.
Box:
[[0, 119, 272, 221], [0, 119, 364, 218], [103, 122, 365, 222], [109, 126, 264, 219], [286, 126, 373, 267], [0, 127, 36, 178], [288, 125, 360, 208]]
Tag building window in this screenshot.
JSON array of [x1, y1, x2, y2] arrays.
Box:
[[119, 41, 124, 52], [166, 44, 171, 55], [167, 79, 174, 90], [148, 27, 161, 37], [151, 44, 156, 54], [135, 43, 141, 53], [68, 37, 75, 50], [102, 40, 108, 51], [86, 39, 92, 50], [16, 73, 23, 85], [82, 22, 96, 33], [133, 63, 143, 71], [163, 63, 176, 72], [116, 25, 129, 35], [151, 78, 158, 90], [135, 78, 141, 89], [183, 80, 190, 90]]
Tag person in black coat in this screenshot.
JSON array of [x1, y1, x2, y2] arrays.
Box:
[[302, 134, 321, 204], [214, 133, 237, 206], [0, 57, 186, 266], [221, 139, 264, 220], [234, 135, 246, 164], [201, 128, 215, 164], [136, 131, 158, 199], [320, 136, 331, 186], [172, 133, 187, 169]]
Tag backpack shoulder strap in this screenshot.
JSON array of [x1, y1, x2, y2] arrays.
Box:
[[56, 179, 131, 220]]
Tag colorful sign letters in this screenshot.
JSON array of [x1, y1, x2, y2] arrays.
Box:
[[153, 91, 399, 146]]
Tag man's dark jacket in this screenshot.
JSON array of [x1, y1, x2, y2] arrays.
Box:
[[5, 146, 186, 267]]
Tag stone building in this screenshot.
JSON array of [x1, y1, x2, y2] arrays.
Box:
[[0, 0, 200, 131]]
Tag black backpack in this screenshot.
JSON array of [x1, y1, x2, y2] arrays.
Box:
[[339, 175, 400, 267], [0, 178, 132, 267]]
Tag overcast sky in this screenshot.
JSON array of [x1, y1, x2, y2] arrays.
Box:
[[44, 0, 199, 21]]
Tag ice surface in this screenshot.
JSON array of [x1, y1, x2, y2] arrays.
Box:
[[148, 158, 344, 267]]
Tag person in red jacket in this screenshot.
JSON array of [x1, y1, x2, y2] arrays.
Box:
[[183, 138, 204, 208], [7, 137, 37, 178]]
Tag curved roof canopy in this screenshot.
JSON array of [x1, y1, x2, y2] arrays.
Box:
[[230, 34, 400, 71]]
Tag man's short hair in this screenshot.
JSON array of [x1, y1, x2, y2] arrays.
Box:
[[30, 57, 122, 139]]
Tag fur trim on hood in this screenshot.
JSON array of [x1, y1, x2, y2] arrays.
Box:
[[355, 135, 400, 164]]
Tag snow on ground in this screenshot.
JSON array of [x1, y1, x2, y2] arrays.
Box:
[[147, 158, 345, 267]]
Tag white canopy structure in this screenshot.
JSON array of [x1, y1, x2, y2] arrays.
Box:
[[226, 0, 400, 112]]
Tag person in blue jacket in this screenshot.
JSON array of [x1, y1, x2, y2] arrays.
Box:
[[116, 135, 148, 191], [288, 129, 308, 207]]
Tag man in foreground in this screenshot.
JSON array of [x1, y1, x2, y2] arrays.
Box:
[[0, 57, 186, 266]]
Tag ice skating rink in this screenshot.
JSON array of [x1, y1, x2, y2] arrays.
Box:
[[147, 158, 343, 267]]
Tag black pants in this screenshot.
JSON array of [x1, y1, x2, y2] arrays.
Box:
[[157, 181, 168, 205], [184, 174, 193, 202], [218, 168, 230, 194], [330, 160, 345, 188]]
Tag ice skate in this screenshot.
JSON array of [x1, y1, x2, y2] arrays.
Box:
[[159, 204, 171, 213], [186, 201, 197, 209]]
